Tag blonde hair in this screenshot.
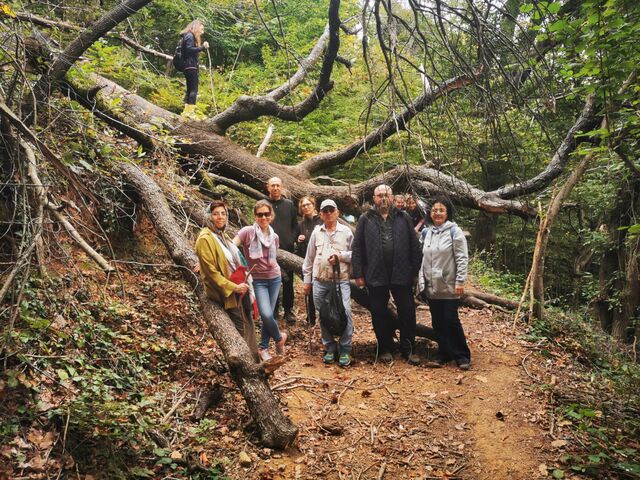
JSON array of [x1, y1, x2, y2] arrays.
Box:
[[181, 20, 203, 46], [254, 200, 275, 221]]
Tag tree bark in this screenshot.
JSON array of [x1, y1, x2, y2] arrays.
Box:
[[118, 162, 298, 449]]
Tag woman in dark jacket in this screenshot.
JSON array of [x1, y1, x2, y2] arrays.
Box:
[[296, 196, 322, 325], [180, 20, 209, 118]]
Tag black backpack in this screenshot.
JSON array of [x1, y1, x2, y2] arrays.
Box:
[[318, 262, 348, 336], [172, 36, 185, 72]]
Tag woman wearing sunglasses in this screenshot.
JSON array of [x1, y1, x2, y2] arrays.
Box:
[[234, 200, 287, 361]]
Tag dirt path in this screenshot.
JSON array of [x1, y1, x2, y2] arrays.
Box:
[[220, 298, 553, 479]]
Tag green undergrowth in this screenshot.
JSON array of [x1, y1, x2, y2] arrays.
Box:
[[0, 275, 226, 479], [522, 310, 640, 479]]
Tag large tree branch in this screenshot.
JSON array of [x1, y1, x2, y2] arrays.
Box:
[[295, 68, 481, 177], [207, 0, 341, 134], [118, 162, 298, 448], [492, 94, 600, 199], [16, 11, 174, 61], [31, 0, 152, 105]]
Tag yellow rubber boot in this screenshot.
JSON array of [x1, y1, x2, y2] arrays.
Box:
[[181, 103, 196, 119]]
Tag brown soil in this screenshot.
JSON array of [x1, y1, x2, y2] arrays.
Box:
[[217, 292, 553, 479]]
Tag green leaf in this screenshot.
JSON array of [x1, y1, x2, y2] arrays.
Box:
[[549, 20, 568, 32], [520, 3, 534, 13], [552, 469, 565, 479], [129, 467, 155, 478], [548, 2, 561, 14], [57, 369, 69, 380]]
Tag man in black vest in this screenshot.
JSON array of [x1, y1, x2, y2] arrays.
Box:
[[352, 184, 422, 364], [267, 177, 300, 324]]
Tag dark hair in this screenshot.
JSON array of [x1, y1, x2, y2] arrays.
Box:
[[209, 200, 227, 212], [429, 195, 455, 221]]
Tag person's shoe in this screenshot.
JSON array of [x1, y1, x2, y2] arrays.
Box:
[[181, 103, 197, 119], [275, 332, 287, 356], [258, 349, 272, 362], [323, 352, 336, 364], [283, 310, 297, 325], [378, 351, 393, 363], [426, 358, 446, 368], [338, 352, 351, 367], [404, 353, 421, 365], [457, 361, 471, 371]]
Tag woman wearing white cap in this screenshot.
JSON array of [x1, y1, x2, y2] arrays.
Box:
[[302, 199, 354, 367]]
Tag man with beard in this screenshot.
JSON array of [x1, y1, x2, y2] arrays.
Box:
[[352, 184, 422, 364]]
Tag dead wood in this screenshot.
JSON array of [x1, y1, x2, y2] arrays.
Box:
[[119, 162, 297, 448], [192, 383, 224, 421]]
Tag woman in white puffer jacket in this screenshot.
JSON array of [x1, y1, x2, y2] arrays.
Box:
[[418, 196, 471, 370]]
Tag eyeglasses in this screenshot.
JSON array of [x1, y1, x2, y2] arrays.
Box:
[[374, 193, 391, 198], [431, 208, 447, 213], [256, 212, 272, 218], [321, 207, 336, 213]]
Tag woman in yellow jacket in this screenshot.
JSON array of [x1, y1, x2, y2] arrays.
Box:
[[195, 200, 259, 361]]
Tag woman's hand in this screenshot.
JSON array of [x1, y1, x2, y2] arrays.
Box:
[[297, 234, 306, 243], [202, 41, 210, 49], [234, 283, 249, 295], [455, 284, 464, 296]]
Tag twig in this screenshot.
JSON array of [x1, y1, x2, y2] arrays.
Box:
[[377, 461, 386, 480], [256, 123, 274, 157], [162, 391, 189, 423]]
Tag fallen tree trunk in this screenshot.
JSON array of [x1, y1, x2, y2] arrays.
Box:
[[119, 162, 297, 449]]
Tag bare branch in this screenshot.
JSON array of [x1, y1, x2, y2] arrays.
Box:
[[256, 123, 275, 158], [295, 68, 481, 176], [492, 94, 600, 199], [208, 0, 341, 134], [31, 0, 152, 104]]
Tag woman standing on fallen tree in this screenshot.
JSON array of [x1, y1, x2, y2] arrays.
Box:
[[195, 201, 259, 361], [234, 200, 287, 362], [180, 20, 209, 118]]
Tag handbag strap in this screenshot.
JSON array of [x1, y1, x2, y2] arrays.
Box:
[[332, 261, 344, 303]]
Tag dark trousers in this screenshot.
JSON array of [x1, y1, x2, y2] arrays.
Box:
[[226, 295, 259, 363], [183, 68, 199, 104], [280, 269, 294, 312], [427, 299, 470, 363], [368, 285, 416, 355]]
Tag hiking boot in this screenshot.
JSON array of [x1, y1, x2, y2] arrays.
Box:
[[258, 348, 272, 362], [323, 351, 336, 364], [275, 332, 287, 356], [457, 360, 471, 371], [378, 351, 393, 363], [338, 352, 351, 367], [404, 353, 421, 366], [283, 310, 297, 325], [426, 358, 446, 368]]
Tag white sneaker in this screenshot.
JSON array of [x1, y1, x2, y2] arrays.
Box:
[[258, 349, 272, 362]]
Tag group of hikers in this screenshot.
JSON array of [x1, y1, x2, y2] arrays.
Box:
[[195, 177, 472, 371]]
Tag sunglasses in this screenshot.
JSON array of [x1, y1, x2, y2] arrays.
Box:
[[256, 211, 272, 218], [321, 207, 336, 213]]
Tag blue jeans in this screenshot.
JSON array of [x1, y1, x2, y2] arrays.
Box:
[[313, 280, 353, 354], [253, 277, 283, 350]]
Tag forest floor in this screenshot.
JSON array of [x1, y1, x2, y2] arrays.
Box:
[[3, 225, 629, 480]]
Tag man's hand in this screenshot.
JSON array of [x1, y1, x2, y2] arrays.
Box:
[[328, 254, 339, 266], [297, 234, 306, 243], [355, 277, 366, 287], [234, 283, 249, 295], [455, 284, 464, 296], [303, 283, 312, 295]]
